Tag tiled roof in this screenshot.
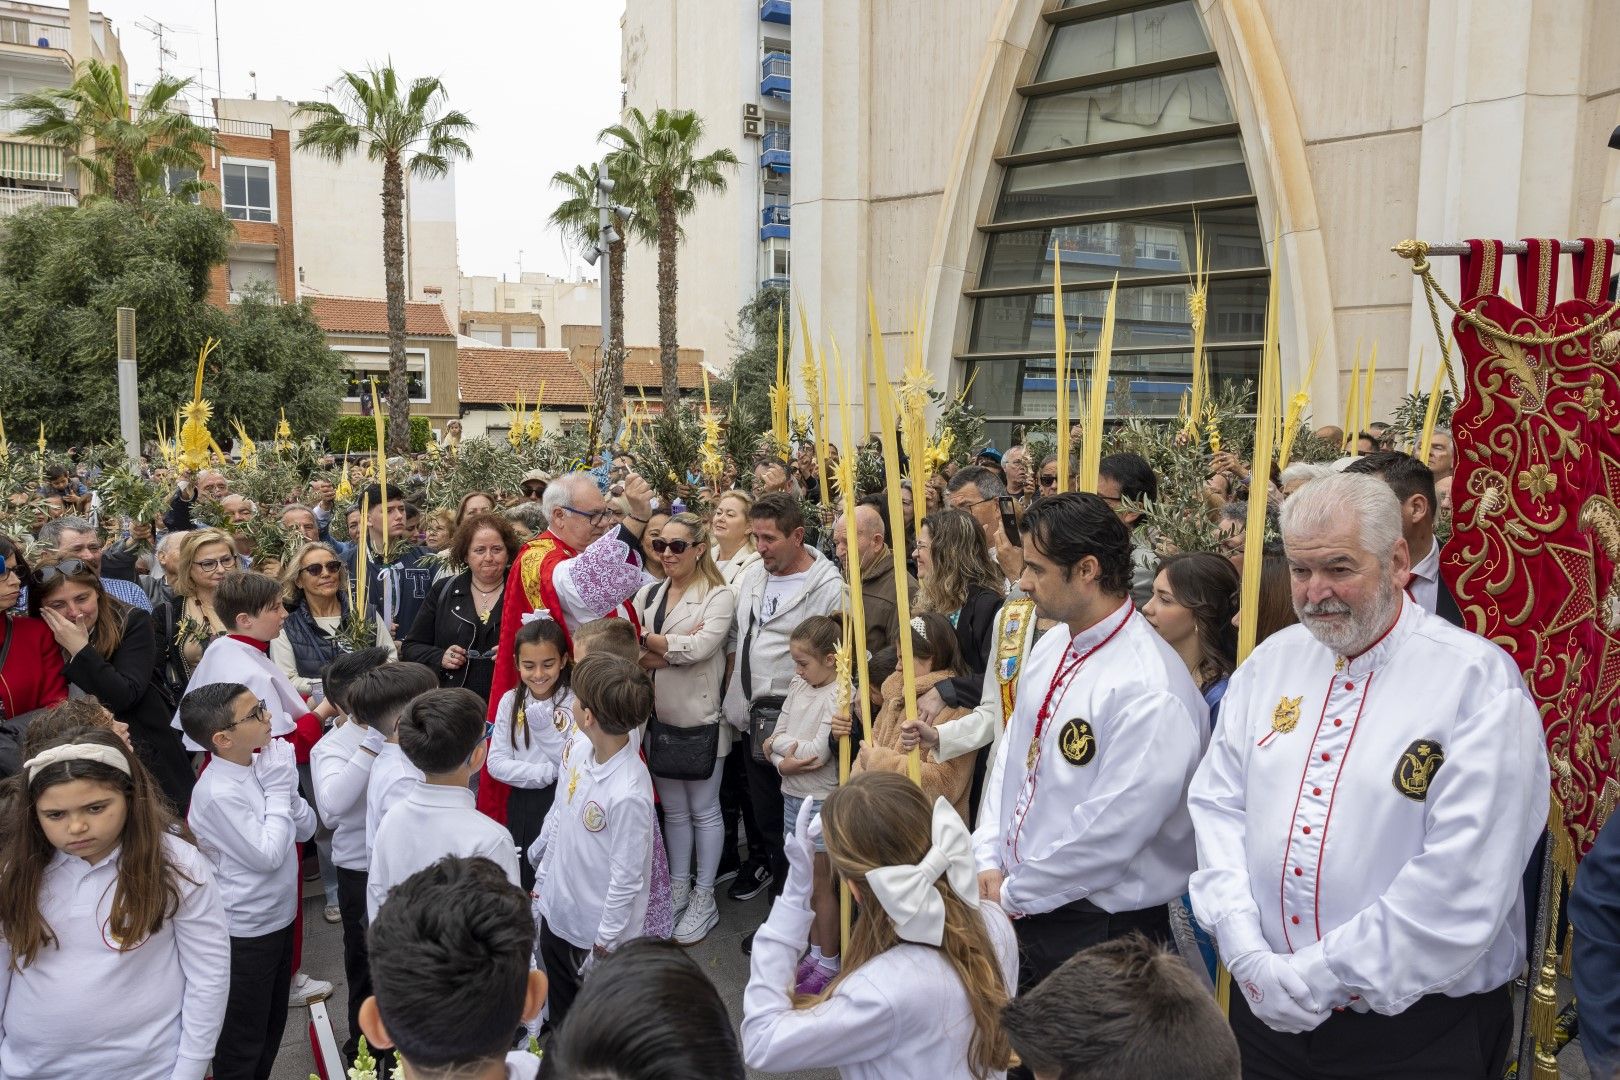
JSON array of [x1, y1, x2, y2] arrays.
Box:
[[306, 295, 455, 337], [616, 348, 706, 390], [457, 347, 589, 405]]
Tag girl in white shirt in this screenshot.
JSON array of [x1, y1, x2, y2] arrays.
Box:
[[0, 727, 231, 1080], [742, 772, 1018, 1080], [488, 615, 574, 891]]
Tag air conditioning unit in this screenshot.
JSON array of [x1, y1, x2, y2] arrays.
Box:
[[744, 116, 762, 138], [744, 103, 761, 119]]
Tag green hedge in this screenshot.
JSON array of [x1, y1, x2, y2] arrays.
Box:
[[329, 414, 434, 454]]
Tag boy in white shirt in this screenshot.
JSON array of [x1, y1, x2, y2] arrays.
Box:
[[368, 688, 521, 919], [182, 681, 318, 1080], [305, 646, 392, 1064], [532, 653, 656, 1027], [360, 856, 548, 1080], [357, 662, 441, 854]]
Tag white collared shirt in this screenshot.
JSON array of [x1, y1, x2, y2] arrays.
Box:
[[365, 743, 424, 854], [533, 739, 654, 950], [1188, 597, 1548, 1015], [487, 688, 575, 790], [741, 895, 1018, 1080], [310, 719, 387, 871], [973, 602, 1209, 916], [368, 783, 521, 919], [1407, 537, 1441, 615], [188, 755, 318, 937], [0, 835, 230, 1080]]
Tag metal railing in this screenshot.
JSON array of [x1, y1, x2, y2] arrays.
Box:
[[762, 204, 791, 226], [0, 21, 68, 50], [218, 117, 273, 138], [0, 188, 76, 218], [761, 129, 791, 152], [761, 52, 791, 80]]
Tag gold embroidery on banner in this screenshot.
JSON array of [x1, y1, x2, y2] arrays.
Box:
[[1539, 239, 1552, 316], [1588, 242, 1608, 305], [1578, 498, 1620, 631], [1481, 242, 1498, 300]]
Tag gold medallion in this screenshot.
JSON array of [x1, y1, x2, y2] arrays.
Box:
[[1026, 736, 1040, 770], [1271, 695, 1303, 736]]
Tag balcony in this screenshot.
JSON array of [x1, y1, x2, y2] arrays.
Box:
[[0, 20, 68, 52], [761, 128, 790, 174], [0, 187, 75, 218], [760, 52, 791, 100], [760, 0, 791, 24], [760, 203, 790, 240], [761, 276, 790, 291]]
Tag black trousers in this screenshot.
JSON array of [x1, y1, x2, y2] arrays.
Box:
[[719, 737, 768, 869], [539, 919, 590, 1030], [214, 923, 296, 1080], [740, 730, 787, 898], [334, 866, 375, 1064], [1230, 983, 1513, 1080], [1013, 898, 1172, 994], [507, 782, 556, 893]]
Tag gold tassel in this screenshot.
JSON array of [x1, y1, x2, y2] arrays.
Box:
[[1560, 922, 1574, 978], [1529, 873, 1563, 1054], [1531, 1043, 1560, 1080]]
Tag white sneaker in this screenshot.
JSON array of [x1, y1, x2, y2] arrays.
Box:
[[673, 887, 719, 945], [288, 971, 333, 1007], [669, 877, 691, 921]]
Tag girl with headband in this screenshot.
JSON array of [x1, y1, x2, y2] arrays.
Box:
[[0, 728, 230, 1079], [741, 771, 1017, 1079]]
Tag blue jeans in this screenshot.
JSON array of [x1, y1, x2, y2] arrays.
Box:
[[781, 793, 826, 853]]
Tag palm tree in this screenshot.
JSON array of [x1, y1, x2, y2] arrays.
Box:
[[603, 108, 738, 409], [10, 59, 215, 205], [550, 160, 639, 436], [296, 67, 474, 453]]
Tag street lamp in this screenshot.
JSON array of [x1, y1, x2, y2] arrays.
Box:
[[593, 156, 635, 358]]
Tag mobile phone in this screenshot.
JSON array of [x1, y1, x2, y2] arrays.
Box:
[[998, 496, 1020, 540]]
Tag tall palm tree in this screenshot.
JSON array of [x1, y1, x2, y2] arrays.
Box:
[[10, 59, 214, 205], [603, 107, 738, 409], [549, 160, 641, 436], [296, 67, 474, 453]]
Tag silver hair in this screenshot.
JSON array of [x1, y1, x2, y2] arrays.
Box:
[[156, 530, 188, 556], [1278, 462, 1330, 489], [540, 471, 598, 522], [38, 516, 96, 548], [506, 502, 550, 531], [1279, 472, 1402, 558], [279, 503, 316, 518], [946, 465, 1006, 499]]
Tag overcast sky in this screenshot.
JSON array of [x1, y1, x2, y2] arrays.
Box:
[[94, 0, 625, 283]]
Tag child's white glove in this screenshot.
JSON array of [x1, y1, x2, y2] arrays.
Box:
[[255, 738, 297, 800], [780, 797, 819, 910]]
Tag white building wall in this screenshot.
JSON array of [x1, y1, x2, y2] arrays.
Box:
[[458, 272, 602, 337]]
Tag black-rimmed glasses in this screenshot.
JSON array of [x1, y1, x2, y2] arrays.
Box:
[[560, 505, 612, 526]]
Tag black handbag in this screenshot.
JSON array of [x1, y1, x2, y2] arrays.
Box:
[[646, 717, 719, 781], [747, 695, 787, 764]]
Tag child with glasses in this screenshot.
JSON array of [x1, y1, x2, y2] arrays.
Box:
[[182, 681, 318, 1080]]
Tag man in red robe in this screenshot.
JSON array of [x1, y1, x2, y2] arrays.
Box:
[[477, 470, 655, 820]]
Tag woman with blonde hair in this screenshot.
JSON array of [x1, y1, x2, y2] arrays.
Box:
[[270, 540, 396, 694], [915, 510, 1004, 682], [742, 772, 1017, 1079], [636, 511, 737, 944], [710, 490, 761, 584], [151, 527, 238, 701]]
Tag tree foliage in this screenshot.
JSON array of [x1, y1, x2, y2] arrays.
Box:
[[719, 284, 790, 465], [0, 199, 347, 447]]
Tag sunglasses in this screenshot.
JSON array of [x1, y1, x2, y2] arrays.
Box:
[[1039, 474, 1058, 486], [300, 560, 344, 578], [31, 558, 90, 587], [651, 538, 692, 555], [193, 555, 239, 573]]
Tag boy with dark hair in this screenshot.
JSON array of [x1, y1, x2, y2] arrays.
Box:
[[183, 681, 318, 1080], [353, 662, 442, 851], [571, 617, 639, 663], [307, 645, 393, 1063], [1096, 451, 1160, 608], [532, 653, 656, 1026], [368, 689, 519, 918], [361, 856, 547, 1080], [1001, 934, 1240, 1080]]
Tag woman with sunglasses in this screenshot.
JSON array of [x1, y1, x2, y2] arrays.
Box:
[[270, 541, 397, 695], [640, 508, 673, 582], [401, 512, 520, 704], [27, 553, 195, 811], [634, 512, 737, 944], [0, 536, 69, 774], [151, 528, 238, 705]]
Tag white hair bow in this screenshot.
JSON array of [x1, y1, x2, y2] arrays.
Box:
[[863, 797, 979, 946], [520, 610, 555, 626], [22, 743, 132, 783]]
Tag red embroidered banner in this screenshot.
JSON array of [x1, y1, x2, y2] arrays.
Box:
[[1442, 237, 1620, 867]]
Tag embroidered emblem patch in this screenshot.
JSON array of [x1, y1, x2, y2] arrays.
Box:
[[1059, 719, 1096, 766], [998, 656, 1021, 681], [1244, 980, 1264, 1004], [1271, 696, 1303, 736], [582, 800, 607, 832], [1393, 739, 1446, 801]]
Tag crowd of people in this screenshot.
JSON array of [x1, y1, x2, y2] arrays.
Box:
[[0, 415, 1614, 1080]]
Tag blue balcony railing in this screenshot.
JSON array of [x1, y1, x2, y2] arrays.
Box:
[[762, 276, 790, 291], [760, 0, 791, 24], [761, 128, 791, 173], [761, 52, 791, 99], [760, 203, 790, 240]]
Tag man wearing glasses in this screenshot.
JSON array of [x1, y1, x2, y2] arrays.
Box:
[[37, 517, 153, 613], [477, 469, 657, 822]]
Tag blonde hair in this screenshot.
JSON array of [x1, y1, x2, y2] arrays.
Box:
[[173, 528, 238, 599], [279, 541, 351, 606], [661, 512, 726, 590], [817, 773, 1011, 1078]]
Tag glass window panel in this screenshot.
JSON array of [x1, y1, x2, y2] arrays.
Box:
[[980, 206, 1263, 288], [222, 166, 246, 208], [1013, 66, 1232, 155], [965, 347, 1259, 422], [1037, 2, 1208, 83], [966, 277, 1267, 354], [995, 136, 1249, 221], [245, 167, 270, 209]]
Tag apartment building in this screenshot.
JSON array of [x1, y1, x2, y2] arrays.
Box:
[[458, 271, 602, 349]]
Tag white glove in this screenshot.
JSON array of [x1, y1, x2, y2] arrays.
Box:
[[577, 945, 604, 981], [1228, 950, 1332, 1034], [781, 797, 818, 910], [255, 738, 297, 800]]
